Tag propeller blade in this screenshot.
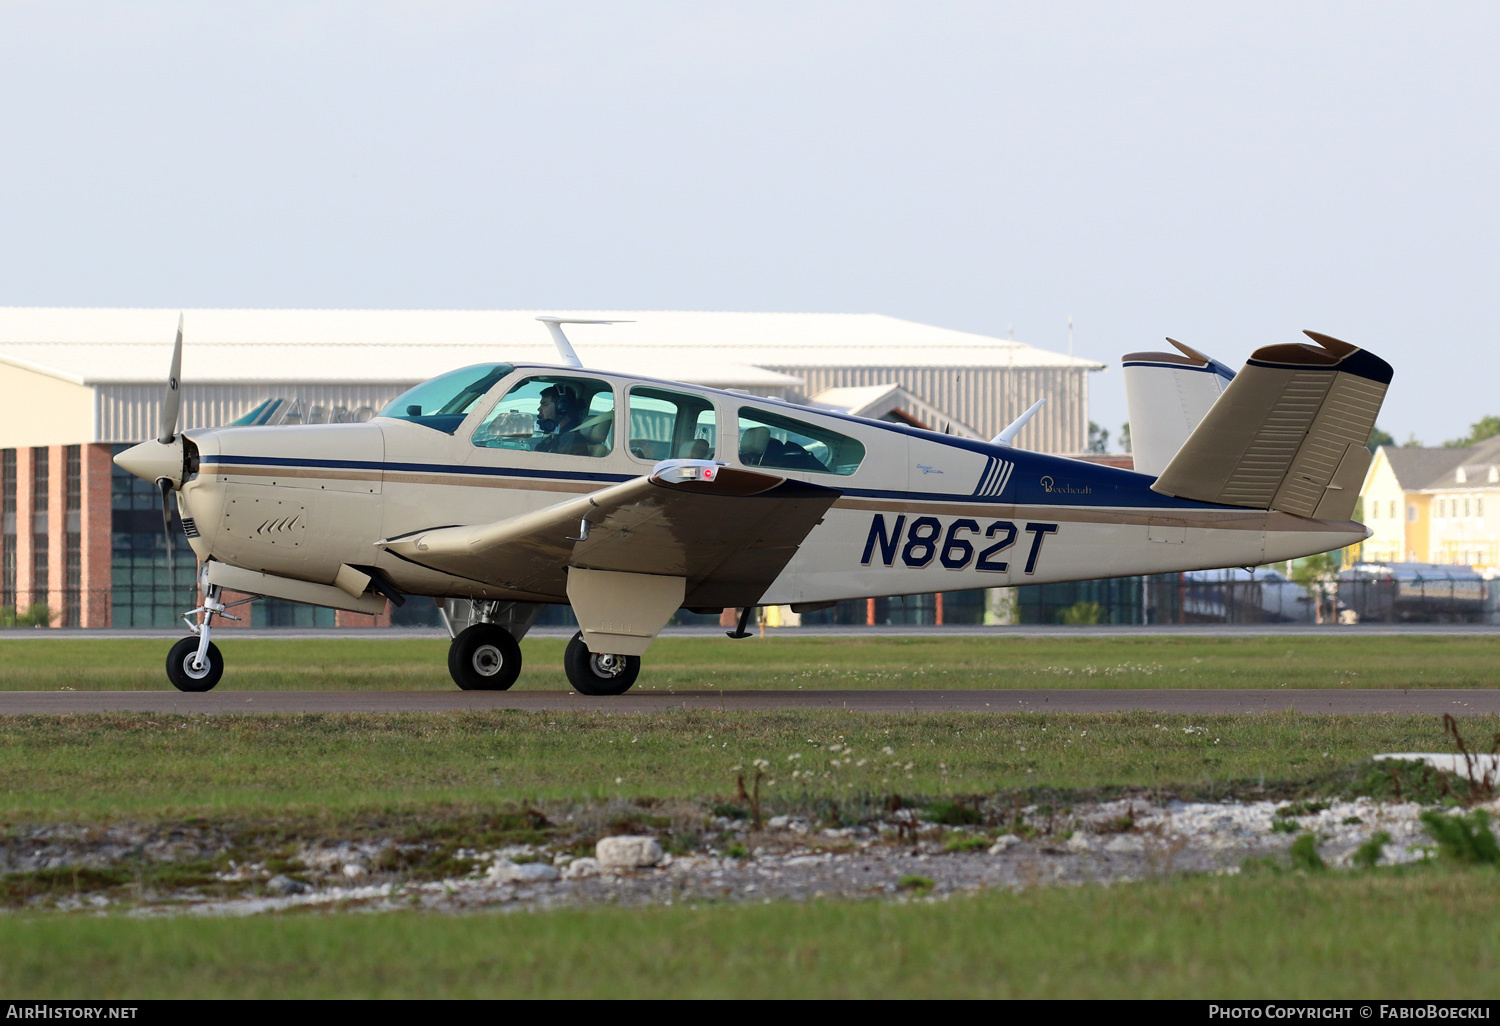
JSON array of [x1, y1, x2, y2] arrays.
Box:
[[158, 312, 184, 444], [157, 477, 175, 575]]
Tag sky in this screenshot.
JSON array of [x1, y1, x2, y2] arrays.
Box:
[[1, 1, 1497, 450]]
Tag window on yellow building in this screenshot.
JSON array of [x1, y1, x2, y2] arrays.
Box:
[[1464, 498, 1472, 517], [1479, 498, 1485, 517], [1408, 505, 1417, 522], [1389, 500, 1397, 519]]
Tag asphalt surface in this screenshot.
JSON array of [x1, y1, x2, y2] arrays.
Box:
[[1, 688, 1496, 715], [3, 624, 1500, 640]]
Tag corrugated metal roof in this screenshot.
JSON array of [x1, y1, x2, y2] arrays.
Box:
[[0, 307, 1104, 386]]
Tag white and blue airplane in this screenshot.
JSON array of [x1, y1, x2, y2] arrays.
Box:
[[113, 318, 1390, 695]]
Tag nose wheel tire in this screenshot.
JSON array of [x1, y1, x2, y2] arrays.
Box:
[[448, 623, 523, 691], [563, 631, 641, 696], [166, 637, 224, 693]]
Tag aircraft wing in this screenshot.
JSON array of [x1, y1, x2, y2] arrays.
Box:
[[378, 461, 842, 607], [1150, 332, 1392, 520]]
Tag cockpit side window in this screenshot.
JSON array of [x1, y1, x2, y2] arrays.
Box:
[[378, 364, 515, 435], [627, 386, 716, 462], [737, 407, 865, 476], [472, 375, 616, 458]]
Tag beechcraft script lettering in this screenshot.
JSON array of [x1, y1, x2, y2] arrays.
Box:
[[860, 514, 1057, 574]]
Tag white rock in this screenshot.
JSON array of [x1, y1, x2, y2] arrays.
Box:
[[563, 857, 601, 879], [1066, 833, 1094, 852], [342, 863, 367, 879], [1104, 835, 1145, 854], [488, 860, 561, 883], [766, 816, 811, 834], [988, 835, 1021, 854], [596, 835, 663, 868]]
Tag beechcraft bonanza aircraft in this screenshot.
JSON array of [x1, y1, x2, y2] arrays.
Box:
[[113, 317, 1392, 694]]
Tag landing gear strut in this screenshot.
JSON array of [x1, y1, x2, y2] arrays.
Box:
[[166, 579, 243, 692], [563, 631, 640, 696]]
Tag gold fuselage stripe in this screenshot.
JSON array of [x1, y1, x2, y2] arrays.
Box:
[[200, 463, 1336, 532]]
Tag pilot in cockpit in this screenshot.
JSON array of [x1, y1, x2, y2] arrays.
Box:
[[533, 383, 590, 455]]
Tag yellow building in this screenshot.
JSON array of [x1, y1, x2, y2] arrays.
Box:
[[1361, 437, 1500, 570]]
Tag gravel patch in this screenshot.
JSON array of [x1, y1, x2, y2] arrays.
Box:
[[8, 793, 1493, 918]]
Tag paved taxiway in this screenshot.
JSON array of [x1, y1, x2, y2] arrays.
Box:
[[2, 689, 1497, 715], [3, 624, 1499, 640]]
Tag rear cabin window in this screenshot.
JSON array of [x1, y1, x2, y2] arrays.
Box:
[[737, 407, 865, 476], [627, 387, 717, 462], [379, 363, 514, 434], [472, 375, 616, 458]]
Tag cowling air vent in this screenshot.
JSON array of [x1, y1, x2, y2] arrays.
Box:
[[180, 518, 200, 539], [223, 495, 307, 548]]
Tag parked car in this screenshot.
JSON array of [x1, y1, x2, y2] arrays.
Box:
[[1180, 567, 1344, 624], [1337, 562, 1488, 623]]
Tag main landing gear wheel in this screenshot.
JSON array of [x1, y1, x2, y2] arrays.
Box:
[[166, 636, 224, 693], [448, 623, 523, 691], [563, 631, 640, 696]]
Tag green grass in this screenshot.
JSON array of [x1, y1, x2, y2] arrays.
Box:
[[4, 634, 1500, 691], [0, 710, 1488, 820], [2, 870, 1498, 998]]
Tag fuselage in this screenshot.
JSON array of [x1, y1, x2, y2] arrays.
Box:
[[167, 362, 1367, 607]]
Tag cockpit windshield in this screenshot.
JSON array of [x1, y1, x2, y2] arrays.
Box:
[[378, 364, 515, 434]]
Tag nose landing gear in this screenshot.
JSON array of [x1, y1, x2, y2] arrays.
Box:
[[166, 636, 223, 692], [166, 579, 244, 692]]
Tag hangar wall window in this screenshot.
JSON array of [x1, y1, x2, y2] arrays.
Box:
[[1, 449, 13, 612], [31, 448, 47, 604], [379, 363, 515, 434], [737, 407, 865, 476], [627, 387, 716, 461], [473, 376, 615, 458], [64, 446, 80, 627], [110, 446, 199, 627]]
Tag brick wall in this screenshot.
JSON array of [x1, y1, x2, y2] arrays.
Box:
[[81, 444, 113, 627], [335, 602, 392, 628]]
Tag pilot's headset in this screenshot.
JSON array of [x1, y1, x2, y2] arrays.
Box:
[[539, 383, 578, 432]]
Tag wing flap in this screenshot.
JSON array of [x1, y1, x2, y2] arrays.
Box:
[[1150, 332, 1391, 520], [380, 462, 841, 606]]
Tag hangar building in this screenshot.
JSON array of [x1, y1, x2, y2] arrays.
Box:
[[0, 307, 1105, 627]]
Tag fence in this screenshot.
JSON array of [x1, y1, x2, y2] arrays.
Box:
[[4, 572, 1495, 630]]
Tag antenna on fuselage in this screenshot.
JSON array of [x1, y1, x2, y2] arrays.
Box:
[[991, 397, 1047, 447], [535, 316, 633, 368]]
